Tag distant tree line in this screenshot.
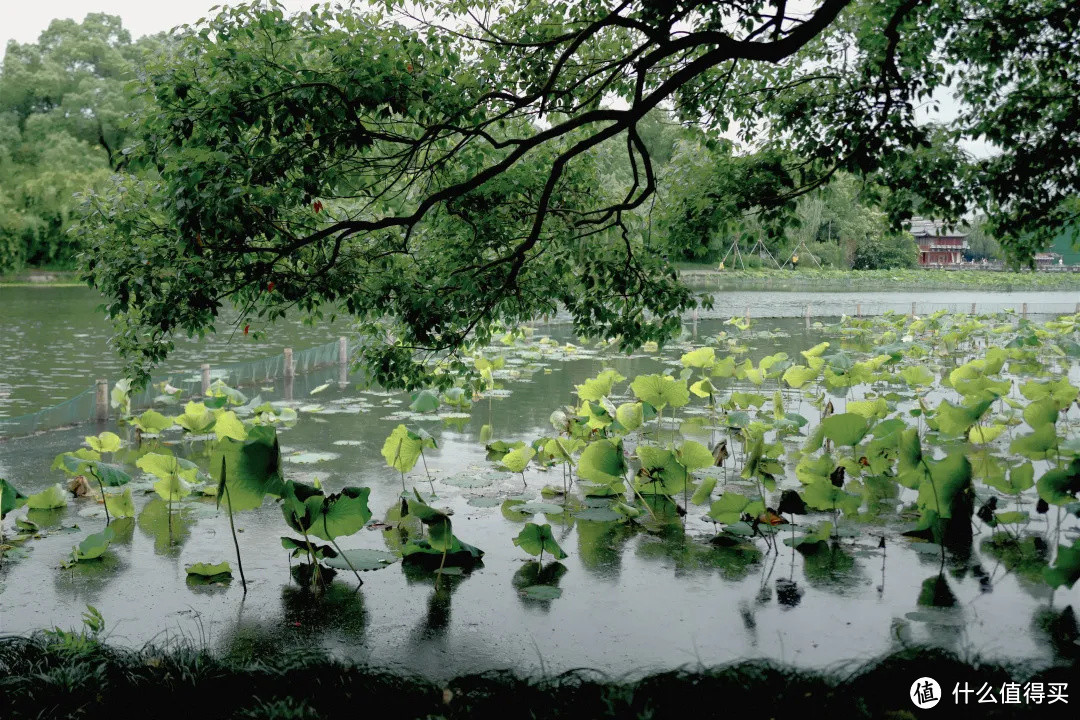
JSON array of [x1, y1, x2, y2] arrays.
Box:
[[0, 15, 165, 272]]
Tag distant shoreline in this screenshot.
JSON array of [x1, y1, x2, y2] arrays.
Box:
[[0, 269, 83, 287], [677, 266, 1080, 291]]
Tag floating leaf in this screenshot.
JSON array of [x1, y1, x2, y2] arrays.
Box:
[[27, 483, 67, 510], [71, 526, 115, 562], [521, 585, 562, 600], [185, 561, 232, 578]]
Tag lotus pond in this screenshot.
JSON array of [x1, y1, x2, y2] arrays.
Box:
[[1, 308, 1079, 679]]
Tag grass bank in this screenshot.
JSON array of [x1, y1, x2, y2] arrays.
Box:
[[0, 268, 82, 287], [677, 266, 1080, 291], [0, 634, 1075, 719]]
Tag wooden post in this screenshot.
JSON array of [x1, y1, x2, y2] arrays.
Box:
[[201, 363, 211, 395], [910, 301, 916, 318], [971, 302, 976, 315], [805, 304, 811, 328], [1022, 302, 1028, 319], [338, 337, 349, 386], [856, 303, 862, 318], [284, 348, 294, 378], [692, 309, 698, 339], [1075, 302, 1079, 314], [95, 379, 108, 422], [744, 305, 750, 324]]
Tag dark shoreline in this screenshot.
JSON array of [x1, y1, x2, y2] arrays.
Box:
[[1, 634, 1076, 719]]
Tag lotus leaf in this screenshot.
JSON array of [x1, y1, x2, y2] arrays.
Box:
[[514, 522, 568, 559], [27, 483, 67, 510], [85, 432, 122, 453], [185, 561, 232, 577], [630, 373, 689, 410], [71, 526, 115, 562]]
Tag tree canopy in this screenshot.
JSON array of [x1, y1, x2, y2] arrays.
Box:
[[0, 15, 164, 271], [77, 0, 1080, 389]]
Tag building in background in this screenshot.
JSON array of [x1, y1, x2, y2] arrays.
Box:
[[909, 218, 968, 266]]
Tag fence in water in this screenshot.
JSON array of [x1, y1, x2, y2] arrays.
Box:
[[4, 300, 1079, 439], [0, 337, 354, 440]]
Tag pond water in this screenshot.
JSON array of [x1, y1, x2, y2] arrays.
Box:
[[0, 288, 1078, 680], [2, 285, 1077, 418], [0, 286, 343, 418]]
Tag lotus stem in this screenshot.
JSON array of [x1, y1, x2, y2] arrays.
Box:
[[91, 468, 110, 527], [299, 526, 323, 590], [420, 449, 435, 495], [223, 483, 247, 595], [324, 514, 363, 592]]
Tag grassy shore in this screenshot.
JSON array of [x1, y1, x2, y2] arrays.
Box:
[[0, 269, 83, 287], [677, 266, 1080, 291], [0, 634, 1075, 719]]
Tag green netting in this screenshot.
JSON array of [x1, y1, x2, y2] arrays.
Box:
[[0, 338, 355, 439], [0, 385, 98, 437]]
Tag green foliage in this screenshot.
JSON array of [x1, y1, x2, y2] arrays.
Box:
[[513, 522, 568, 560], [382, 424, 424, 474], [104, 488, 136, 519], [851, 232, 919, 270], [212, 425, 284, 511], [629, 374, 689, 411], [69, 526, 116, 563], [0, 14, 159, 272], [281, 481, 372, 542], [184, 561, 232, 578], [1, 478, 28, 518], [26, 483, 67, 510], [1044, 538, 1080, 589]]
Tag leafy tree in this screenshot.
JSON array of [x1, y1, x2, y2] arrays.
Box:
[[851, 231, 918, 270], [0, 14, 162, 271], [964, 217, 1001, 262], [77, 0, 1080, 388]]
